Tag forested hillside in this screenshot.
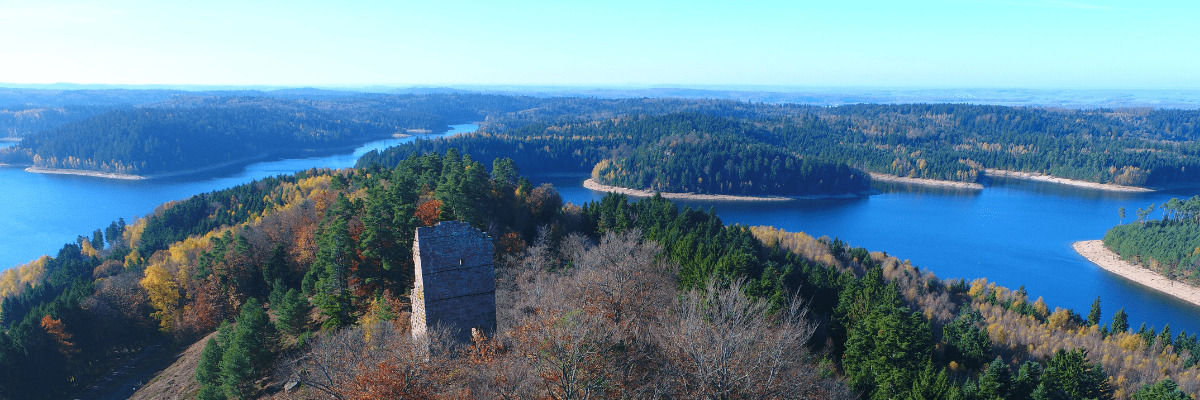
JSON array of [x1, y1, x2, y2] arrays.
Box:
[[0, 150, 1196, 399], [6, 92, 1200, 188], [815, 105, 1200, 186], [0, 105, 115, 139], [1104, 196, 1200, 285], [363, 100, 1200, 192], [0, 94, 542, 175], [362, 113, 870, 196]]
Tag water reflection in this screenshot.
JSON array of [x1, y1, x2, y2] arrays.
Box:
[[984, 176, 1146, 202]]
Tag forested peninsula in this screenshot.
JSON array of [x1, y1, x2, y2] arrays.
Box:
[[0, 150, 1197, 399], [1100, 196, 1200, 285]]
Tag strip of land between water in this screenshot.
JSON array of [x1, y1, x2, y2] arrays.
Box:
[[583, 178, 869, 201], [984, 169, 1153, 193], [1073, 240, 1200, 309], [868, 173, 984, 190], [25, 166, 145, 180]]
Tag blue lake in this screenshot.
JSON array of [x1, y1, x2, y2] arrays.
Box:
[[547, 174, 1200, 334], [3, 129, 1200, 334], [0, 124, 477, 271]]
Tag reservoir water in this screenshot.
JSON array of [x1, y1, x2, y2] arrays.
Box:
[[547, 174, 1200, 334], [0, 124, 477, 271], [3, 130, 1199, 334]]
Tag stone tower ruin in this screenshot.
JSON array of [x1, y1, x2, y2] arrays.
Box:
[[410, 221, 496, 342]]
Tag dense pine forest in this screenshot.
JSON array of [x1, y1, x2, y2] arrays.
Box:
[[5, 92, 1200, 191], [0, 150, 1196, 399], [361, 99, 1200, 193], [0, 105, 115, 138], [1103, 196, 1200, 285], [0, 94, 544, 175]]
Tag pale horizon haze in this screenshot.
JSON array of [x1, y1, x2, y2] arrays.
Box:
[[1, 0, 1198, 89]]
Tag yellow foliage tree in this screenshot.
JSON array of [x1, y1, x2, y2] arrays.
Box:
[[124, 217, 148, 248], [141, 264, 181, 332], [80, 239, 99, 258], [1047, 307, 1074, 330]]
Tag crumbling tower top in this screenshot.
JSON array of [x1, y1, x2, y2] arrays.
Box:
[[409, 221, 496, 342]]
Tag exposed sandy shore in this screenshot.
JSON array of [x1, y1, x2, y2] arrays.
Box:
[[868, 173, 984, 190], [985, 169, 1153, 193], [583, 178, 868, 201], [25, 167, 145, 180], [1074, 240, 1200, 308]]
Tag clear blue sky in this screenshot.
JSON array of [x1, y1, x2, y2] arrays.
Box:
[[1, 0, 1197, 88]]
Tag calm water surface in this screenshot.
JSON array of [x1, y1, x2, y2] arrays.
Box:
[[0, 124, 477, 270], [4, 131, 1199, 334], [547, 174, 1200, 334]]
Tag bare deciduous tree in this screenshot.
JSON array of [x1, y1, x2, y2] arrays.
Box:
[[652, 278, 851, 400]]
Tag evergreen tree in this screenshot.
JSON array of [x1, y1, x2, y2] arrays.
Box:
[[90, 229, 105, 251], [1088, 296, 1102, 326], [311, 196, 357, 329], [196, 385, 226, 400], [1037, 349, 1113, 400], [843, 305, 933, 400], [1112, 308, 1129, 333], [1159, 324, 1174, 347], [218, 298, 275, 399], [195, 337, 224, 387], [943, 308, 992, 369], [491, 157, 518, 186], [1132, 379, 1195, 400], [906, 363, 952, 400], [268, 279, 286, 308], [1011, 361, 1043, 399], [218, 340, 254, 399], [977, 357, 1012, 399], [274, 288, 310, 336], [261, 245, 287, 294]]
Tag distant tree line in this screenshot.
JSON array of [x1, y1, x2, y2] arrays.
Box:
[[363, 101, 1200, 194], [7, 93, 1200, 189]]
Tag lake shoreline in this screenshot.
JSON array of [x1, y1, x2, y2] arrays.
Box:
[[7, 130, 456, 182], [26, 167, 145, 180], [985, 169, 1153, 193], [869, 173, 984, 190], [1073, 240, 1200, 309], [583, 178, 870, 201]]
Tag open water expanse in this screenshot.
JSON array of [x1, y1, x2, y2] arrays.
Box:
[[3, 129, 1200, 334], [0, 124, 476, 271], [549, 175, 1200, 334]]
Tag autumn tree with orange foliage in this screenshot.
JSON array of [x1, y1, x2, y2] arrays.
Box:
[[41, 315, 78, 358], [415, 198, 443, 227]]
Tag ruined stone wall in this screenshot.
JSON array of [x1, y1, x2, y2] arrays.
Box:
[[410, 221, 496, 342]]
